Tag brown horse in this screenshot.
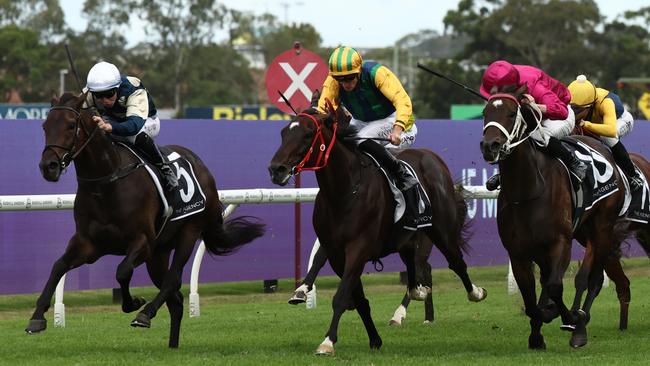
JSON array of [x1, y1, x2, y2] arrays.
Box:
[[268, 105, 486, 355], [480, 86, 627, 349], [30, 92, 265, 348]]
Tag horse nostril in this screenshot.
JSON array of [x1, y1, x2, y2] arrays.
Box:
[[490, 140, 500, 152], [48, 161, 59, 171]]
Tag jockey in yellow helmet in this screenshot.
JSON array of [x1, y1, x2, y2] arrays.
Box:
[[317, 46, 419, 229], [568, 75, 643, 191]]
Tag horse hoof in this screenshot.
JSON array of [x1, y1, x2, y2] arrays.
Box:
[[288, 290, 307, 305], [422, 320, 433, 325], [122, 297, 147, 313], [314, 344, 334, 356], [25, 319, 47, 334], [468, 286, 487, 302], [409, 285, 430, 301], [369, 337, 382, 350], [130, 312, 151, 328], [570, 334, 588, 348], [388, 319, 402, 326]]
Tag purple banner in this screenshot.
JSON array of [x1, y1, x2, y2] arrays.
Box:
[[1, 119, 649, 294]]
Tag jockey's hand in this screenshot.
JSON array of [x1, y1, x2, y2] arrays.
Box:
[[388, 125, 404, 146], [93, 116, 113, 133], [521, 94, 535, 104]]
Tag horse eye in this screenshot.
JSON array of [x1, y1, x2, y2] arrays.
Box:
[[68, 123, 76, 131]]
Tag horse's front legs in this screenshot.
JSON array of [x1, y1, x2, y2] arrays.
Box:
[[603, 256, 630, 330], [26, 234, 96, 333], [290, 244, 327, 305], [315, 252, 374, 355]]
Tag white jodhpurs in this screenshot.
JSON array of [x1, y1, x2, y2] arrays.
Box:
[[350, 112, 417, 149], [123, 116, 161, 143], [600, 110, 634, 147], [530, 106, 575, 147]]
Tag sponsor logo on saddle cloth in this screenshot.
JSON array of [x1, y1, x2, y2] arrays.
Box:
[[619, 165, 650, 223], [118, 143, 206, 223]]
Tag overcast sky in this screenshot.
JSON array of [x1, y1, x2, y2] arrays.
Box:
[[59, 0, 648, 48]]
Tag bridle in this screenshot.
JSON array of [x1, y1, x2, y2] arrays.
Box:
[[482, 93, 543, 163], [291, 112, 338, 175], [42, 105, 100, 171]]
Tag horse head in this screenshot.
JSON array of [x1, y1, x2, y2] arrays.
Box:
[[39, 92, 98, 181], [480, 83, 541, 163], [268, 99, 347, 186]]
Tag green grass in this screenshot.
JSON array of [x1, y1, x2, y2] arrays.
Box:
[[2, 259, 650, 365]]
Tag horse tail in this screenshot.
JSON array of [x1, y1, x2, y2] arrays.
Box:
[[203, 216, 266, 256], [634, 226, 650, 258], [453, 183, 472, 254]]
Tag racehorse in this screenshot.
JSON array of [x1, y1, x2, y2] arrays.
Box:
[[480, 85, 627, 348], [268, 103, 486, 355], [30, 92, 265, 348]]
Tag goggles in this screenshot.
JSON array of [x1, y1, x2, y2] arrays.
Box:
[[92, 88, 117, 99], [333, 74, 357, 83]]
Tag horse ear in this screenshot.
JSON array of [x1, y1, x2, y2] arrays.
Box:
[[51, 95, 60, 107], [515, 82, 528, 97], [310, 89, 321, 108], [490, 85, 498, 95], [76, 91, 89, 109]]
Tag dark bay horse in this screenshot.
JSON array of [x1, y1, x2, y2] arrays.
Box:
[[30, 92, 265, 348], [480, 87, 626, 349], [268, 106, 486, 355]]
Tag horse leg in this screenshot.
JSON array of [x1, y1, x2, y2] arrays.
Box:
[[511, 258, 545, 349], [389, 291, 410, 326], [352, 281, 382, 350], [132, 231, 197, 348], [315, 251, 368, 355], [431, 231, 486, 302], [603, 256, 630, 330], [571, 237, 611, 348], [26, 234, 96, 334], [115, 237, 148, 313], [290, 244, 327, 305], [541, 242, 573, 331]]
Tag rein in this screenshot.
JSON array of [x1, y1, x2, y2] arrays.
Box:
[[43, 105, 100, 170], [483, 93, 543, 163], [292, 113, 338, 175]]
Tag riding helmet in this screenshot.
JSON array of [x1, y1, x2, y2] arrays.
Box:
[[328, 46, 362, 77], [568, 75, 597, 107], [86, 61, 121, 92]]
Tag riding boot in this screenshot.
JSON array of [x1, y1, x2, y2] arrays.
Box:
[[485, 173, 501, 191], [359, 139, 418, 191], [611, 142, 643, 191], [400, 185, 420, 229], [546, 136, 588, 182], [134, 133, 179, 193]]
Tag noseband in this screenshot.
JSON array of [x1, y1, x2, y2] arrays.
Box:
[[43, 105, 99, 171], [483, 93, 542, 162]]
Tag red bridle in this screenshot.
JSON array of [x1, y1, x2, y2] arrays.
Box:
[[293, 112, 338, 174]]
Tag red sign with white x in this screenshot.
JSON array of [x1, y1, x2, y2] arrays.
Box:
[[265, 48, 328, 114]]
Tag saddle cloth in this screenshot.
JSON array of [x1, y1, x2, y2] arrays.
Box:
[[364, 152, 433, 231], [118, 143, 206, 227], [558, 138, 650, 228]]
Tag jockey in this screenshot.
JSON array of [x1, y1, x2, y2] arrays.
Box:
[[480, 60, 588, 191], [85, 61, 178, 193], [317, 46, 419, 228], [568, 75, 644, 191]]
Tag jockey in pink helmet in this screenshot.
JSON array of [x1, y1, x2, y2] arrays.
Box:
[[480, 60, 587, 191]]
